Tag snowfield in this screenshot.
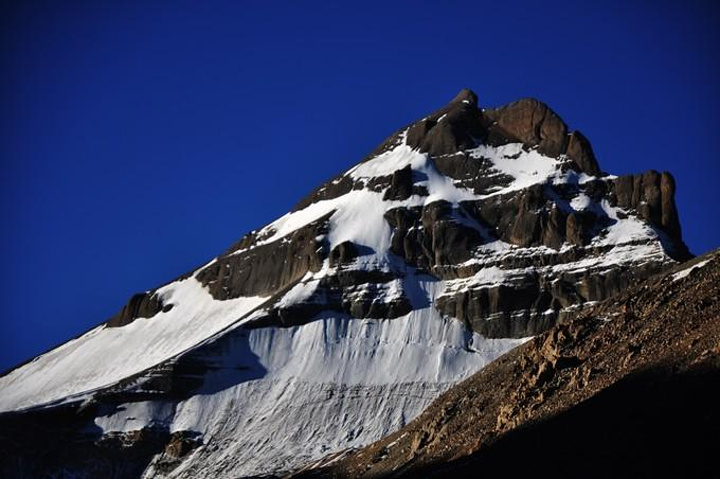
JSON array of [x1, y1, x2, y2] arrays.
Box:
[[0, 277, 268, 412]]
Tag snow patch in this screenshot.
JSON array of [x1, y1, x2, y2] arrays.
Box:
[[672, 259, 711, 282]]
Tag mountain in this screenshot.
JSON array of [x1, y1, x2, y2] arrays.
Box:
[[0, 88, 691, 478], [301, 249, 720, 478]]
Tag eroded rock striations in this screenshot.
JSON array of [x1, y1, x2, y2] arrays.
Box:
[[0, 88, 693, 479], [301, 251, 720, 479]]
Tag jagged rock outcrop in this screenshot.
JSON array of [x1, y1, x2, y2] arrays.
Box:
[[484, 98, 568, 158], [383, 165, 414, 201], [107, 291, 170, 327], [484, 98, 601, 176], [566, 130, 601, 176], [406, 89, 484, 156], [384, 201, 483, 271], [610, 170, 688, 256], [196, 214, 332, 299]]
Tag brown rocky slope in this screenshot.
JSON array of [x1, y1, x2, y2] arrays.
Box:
[[296, 250, 720, 478]]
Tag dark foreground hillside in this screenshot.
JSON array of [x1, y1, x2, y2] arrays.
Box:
[[298, 250, 720, 479]]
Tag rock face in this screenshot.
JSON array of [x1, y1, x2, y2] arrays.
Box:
[[406, 89, 484, 156], [302, 250, 720, 479], [197, 214, 331, 299], [0, 88, 693, 479], [566, 130, 601, 176], [611, 170, 687, 255], [107, 291, 169, 327], [485, 98, 568, 157]]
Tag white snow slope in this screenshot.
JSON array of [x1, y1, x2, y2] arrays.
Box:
[[0, 133, 676, 477]]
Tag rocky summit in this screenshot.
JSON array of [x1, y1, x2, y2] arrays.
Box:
[[0, 89, 695, 478]]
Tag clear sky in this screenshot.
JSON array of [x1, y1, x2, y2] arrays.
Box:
[[2, 0, 719, 371]]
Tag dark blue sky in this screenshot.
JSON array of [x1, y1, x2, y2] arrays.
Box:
[[2, 0, 719, 371]]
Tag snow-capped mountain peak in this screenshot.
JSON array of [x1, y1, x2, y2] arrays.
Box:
[[0, 89, 691, 478]]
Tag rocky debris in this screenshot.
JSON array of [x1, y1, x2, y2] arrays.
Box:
[[151, 431, 203, 475], [300, 250, 720, 478]]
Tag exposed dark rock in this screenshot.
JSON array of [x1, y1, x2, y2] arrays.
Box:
[[565, 130, 601, 176], [364, 173, 393, 193], [462, 184, 613, 251], [248, 268, 412, 328], [431, 153, 514, 194], [196, 213, 332, 299], [0, 402, 201, 479], [565, 212, 585, 246], [406, 90, 485, 157], [541, 206, 565, 249], [611, 170, 690, 259], [329, 241, 359, 267], [383, 165, 414, 200], [107, 291, 167, 328], [384, 206, 429, 269], [436, 281, 556, 338], [422, 201, 483, 265], [344, 293, 412, 320], [463, 185, 546, 248], [582, 178, 609, 201], [484, 98, 568, 157], [451, 88, 479, 106], [292, 175, 358, 212], [412, 184, 430, 197], [384, 201, 483, 271], [435, 253, 668, 338], [660, 172, 683, 245]]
